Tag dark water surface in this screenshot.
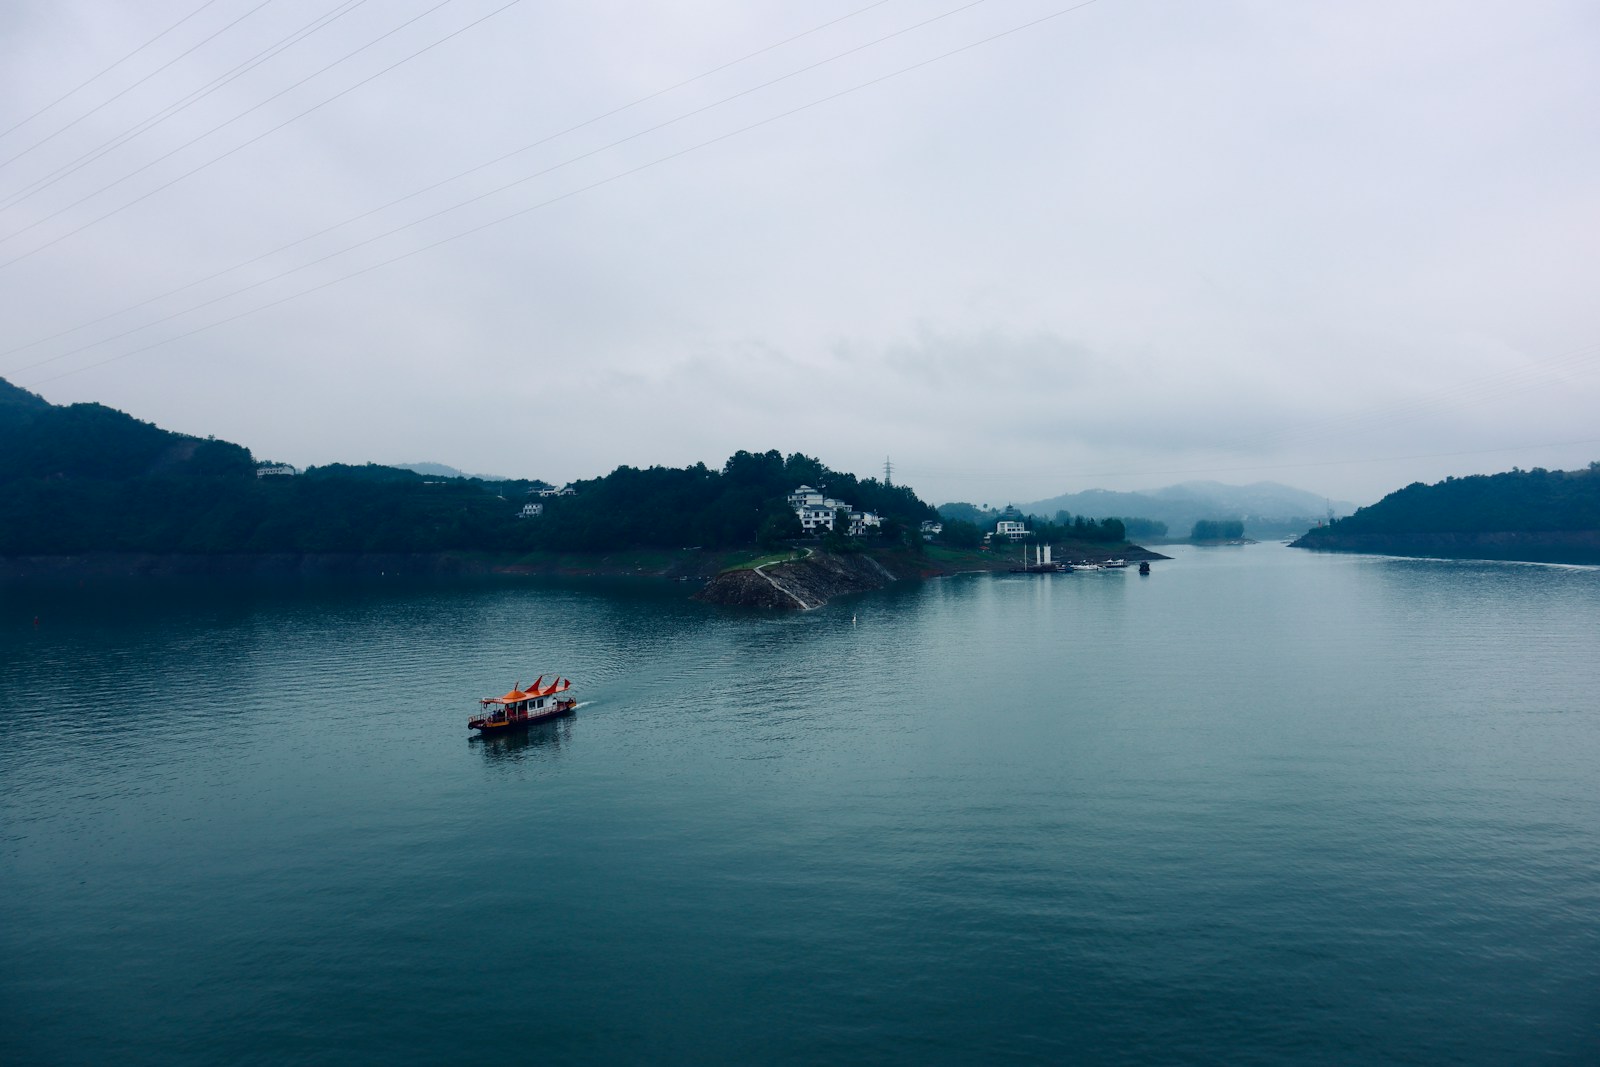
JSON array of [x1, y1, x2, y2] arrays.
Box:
[[3, 545, 1598, 1064]]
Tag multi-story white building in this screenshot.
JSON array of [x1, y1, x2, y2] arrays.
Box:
[[798, 503, 837, 532], [995, 520, 1028, 541], [789, 485, 880, 536]]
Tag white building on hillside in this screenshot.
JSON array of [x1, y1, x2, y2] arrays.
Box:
[[849, 510, 881, 536], [996, 520, 1028, 541], [799, 503, 837, 532], [789, 485, 880, 536]]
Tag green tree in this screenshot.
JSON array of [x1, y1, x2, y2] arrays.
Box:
[[1191, 519, 1244, 541], [939, 519, 984, 548], [822, 507, 858, 553]]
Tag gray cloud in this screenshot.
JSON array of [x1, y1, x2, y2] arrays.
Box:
[[2, 0, 1596, 506]]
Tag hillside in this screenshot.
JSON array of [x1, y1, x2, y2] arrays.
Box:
[[1291, 464, 1600, 563], [0, 379, 254, 484], [0, 380, 934, 563]]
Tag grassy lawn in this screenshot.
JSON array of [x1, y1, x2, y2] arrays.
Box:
[[717, 548, 804, 573]]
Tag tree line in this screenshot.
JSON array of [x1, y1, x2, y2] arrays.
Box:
[[1300, 464, 1600, 538], [0, 383, 941, 556]]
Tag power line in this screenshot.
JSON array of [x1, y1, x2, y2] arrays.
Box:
[[0, 0, 224, 143], [0, 0, 277, 173], [21, 0, 1108, 387], [0, 0, 503, 257], [0, 0, 944, 264], [8, 0, 1006, 369], [0, 0, 373, 215], [0, 0, 901, 362]]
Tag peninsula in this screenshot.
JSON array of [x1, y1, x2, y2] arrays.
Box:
[[1290, 463, 1600, 564]]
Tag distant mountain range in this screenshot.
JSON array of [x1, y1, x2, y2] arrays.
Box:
[[942, 481, 1355, 540], [394, 462, 513, 482]]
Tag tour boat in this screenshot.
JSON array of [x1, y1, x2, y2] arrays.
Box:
[[469, 675, 576, 733]]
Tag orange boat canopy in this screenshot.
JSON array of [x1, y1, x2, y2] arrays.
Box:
[[488, 675, 569, 704]]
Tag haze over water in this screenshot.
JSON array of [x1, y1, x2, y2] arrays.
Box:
[[3, 545, 1598, 1064]]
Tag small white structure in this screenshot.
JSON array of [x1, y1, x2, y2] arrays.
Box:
[[518, 501, 544, 519], [848, 510, 881, 536], [996, 520, 1028, 542], [920, 520, 943, 540], [256, 464, 297, 478], [537, 484, 577, 497]]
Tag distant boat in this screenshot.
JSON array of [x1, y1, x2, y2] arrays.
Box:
[[469, 675, 576, 733]]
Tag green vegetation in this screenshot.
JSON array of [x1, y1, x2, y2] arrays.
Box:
[[1036, 514, 1126, 544], [1190, 519, 1245, 541], [720, 549, 803, 573], [938, 519, 985, 549], [0, 382, 938, 558], [1298, 464, 1600, 539], [934, 501, 1150, 546], [516, 450, 933, 553], [1121, 517, 1168, 541]]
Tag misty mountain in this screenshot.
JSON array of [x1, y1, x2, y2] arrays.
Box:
[[1015, 481, 1356, 539], [395, 462, 514, 482]]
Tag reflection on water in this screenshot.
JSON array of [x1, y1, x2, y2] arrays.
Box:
[[3, 549, 1600, 1066], [470, 714, 575, 764]]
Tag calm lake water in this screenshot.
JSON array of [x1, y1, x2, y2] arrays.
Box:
[[3, 544, 1598, 1065]]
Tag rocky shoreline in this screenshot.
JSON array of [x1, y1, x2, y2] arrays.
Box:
[[695, 544, 1169, 610], [694, 551, 920, 610]]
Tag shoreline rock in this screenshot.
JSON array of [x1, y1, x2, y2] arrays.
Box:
[[695, 551, 914, 610], [695, 544, 1170, 610]]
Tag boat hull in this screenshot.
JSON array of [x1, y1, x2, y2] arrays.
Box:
[[469, 704, 575, 732]]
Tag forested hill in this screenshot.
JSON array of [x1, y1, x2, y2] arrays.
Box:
[[534, 450, 935, 552], [1291, 464, 1600, 563], [0, 377, 254, 483], [0, 379, 933, 557]]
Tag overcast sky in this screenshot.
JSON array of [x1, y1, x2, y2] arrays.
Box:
[[2, 0, 1596, 505]]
